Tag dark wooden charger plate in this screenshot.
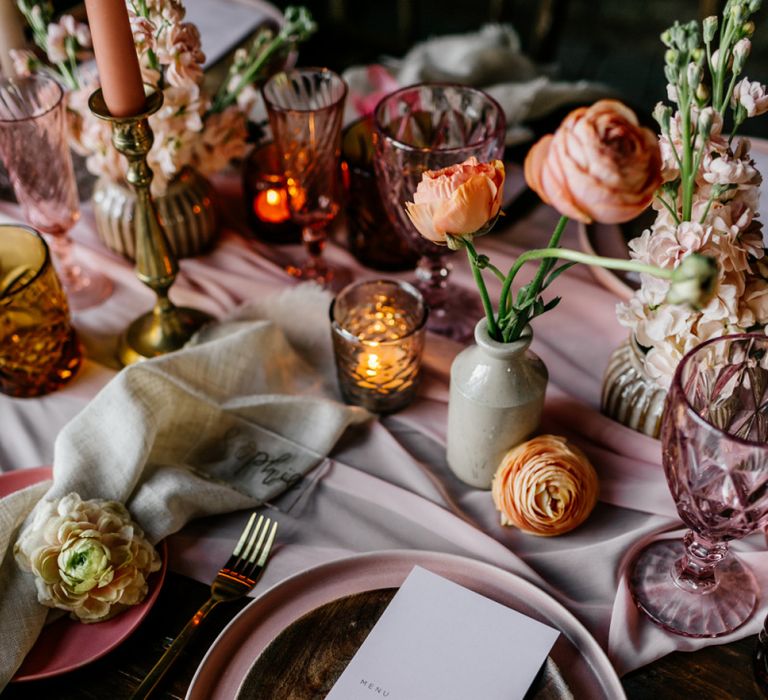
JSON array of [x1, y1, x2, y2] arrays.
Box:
[[235, 588, 572, 699]]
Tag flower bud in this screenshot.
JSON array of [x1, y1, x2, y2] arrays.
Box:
[[666, 254, 718, 309], [665, 64, 679, 85], [733, 38, 751, 72], [732, 3, 745, 22], [687, 62, 702, 89], [698, 107, 714, 134], [749, 0, 762, 13], [653, 102, 672, 131], [665, 48, 679, 66], [742, 20, 756, 37], [696, 83, 710, 103], [711, 48, 721, 71], [703, 16, 718, 42], [661, 29, 673, 47]]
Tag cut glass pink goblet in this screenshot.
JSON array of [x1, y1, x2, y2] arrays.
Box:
[[630, 333, 768, 637], [0, 75, 112, 311]]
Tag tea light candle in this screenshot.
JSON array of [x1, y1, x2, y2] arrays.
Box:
[[84, 0, 146, 116], [331, 280, 427, 413], [243, 141, 300, 243], [253, 180, 291, 224]]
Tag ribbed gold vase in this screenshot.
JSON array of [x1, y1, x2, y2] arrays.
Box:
[[601, 337, 666, 438], [92, 167, 217, 261]]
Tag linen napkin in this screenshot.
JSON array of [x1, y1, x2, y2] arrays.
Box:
[[0, 284, 369, 688], [342, 24, 611, 144]]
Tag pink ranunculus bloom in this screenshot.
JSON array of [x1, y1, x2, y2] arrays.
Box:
[[405, 157, 505, 247], [733, 78, 768, 117], [523, 100, 662, 224]]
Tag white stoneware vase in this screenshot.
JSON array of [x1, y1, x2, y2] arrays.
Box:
[[601, 335, 666, 438], [446, 320, 548, 489]]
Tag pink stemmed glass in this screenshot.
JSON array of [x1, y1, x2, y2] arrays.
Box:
[[262, 67, 348, 288], [630, 333, 768, 637], [373, 84, 506, 342], [0, 75, 112, 311]]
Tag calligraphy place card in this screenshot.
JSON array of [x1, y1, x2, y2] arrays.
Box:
[[326, 566, 559, 700]]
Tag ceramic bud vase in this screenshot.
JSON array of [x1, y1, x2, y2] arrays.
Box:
[[447, 320, 548, 488], [601, 336, 666, 438]]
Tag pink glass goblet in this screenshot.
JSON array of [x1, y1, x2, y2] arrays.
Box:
[[262, 67, 348, 288], [630, 333, 768, 637], [373, 84, 506, 342], [0, 75, 112, 311]]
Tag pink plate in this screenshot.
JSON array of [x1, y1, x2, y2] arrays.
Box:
[[186, 550, 625, 700], [0, 467, 168, 682]]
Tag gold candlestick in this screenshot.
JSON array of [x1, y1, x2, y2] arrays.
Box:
[[89, 86, 212, 366]]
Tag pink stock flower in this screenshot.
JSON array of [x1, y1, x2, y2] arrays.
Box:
[[733, 78, 768, 117]]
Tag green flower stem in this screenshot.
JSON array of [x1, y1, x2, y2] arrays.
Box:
[[680, 87, 694, 221], [498, 215, 568, 318], [486, 262, 506, 283], [656, 194, 681, 223], [465, 243, 499, 339], [503, 247, 673, 280]]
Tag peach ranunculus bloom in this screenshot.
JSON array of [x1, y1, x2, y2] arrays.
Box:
[[405, 157, 505, 249], [524, 100, 662, 224], [491, 435, 599, 537]]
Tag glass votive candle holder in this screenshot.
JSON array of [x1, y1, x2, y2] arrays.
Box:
[[242, 141, 301, 244], [341, 117, 418, 271], [0, 224, 81, 397], [330, 279, 428, 413]]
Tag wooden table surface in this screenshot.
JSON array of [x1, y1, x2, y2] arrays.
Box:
[[0, 571, 763, 700]]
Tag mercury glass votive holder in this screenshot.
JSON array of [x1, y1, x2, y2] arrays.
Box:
[[330, 279, 428, 413]]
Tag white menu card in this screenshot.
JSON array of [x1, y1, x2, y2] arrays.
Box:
[[326, 567, 560, 700]]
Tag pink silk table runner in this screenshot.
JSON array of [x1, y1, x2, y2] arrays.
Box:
[[2, 162, 768, 676]]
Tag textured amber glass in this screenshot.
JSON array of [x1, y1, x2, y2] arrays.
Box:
[[0, 225, 81, 397], [262, 68, 347, 286], [330, 280, 427, 413]]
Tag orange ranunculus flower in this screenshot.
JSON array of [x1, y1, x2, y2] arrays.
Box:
[[524, 100, 662, 224], [491, 435, 599, 537], [405, 157, 505, 247]]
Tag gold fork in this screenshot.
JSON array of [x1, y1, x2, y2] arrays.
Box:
[[131, 513, 278, 700]]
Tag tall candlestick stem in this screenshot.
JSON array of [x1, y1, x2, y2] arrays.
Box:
[[89, 86, 212, 366]]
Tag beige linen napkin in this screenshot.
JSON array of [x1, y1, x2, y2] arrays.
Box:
[[0, 285, 369, 688]]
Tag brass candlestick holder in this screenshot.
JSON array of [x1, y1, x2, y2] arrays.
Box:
[[89, 87, 212, 366]]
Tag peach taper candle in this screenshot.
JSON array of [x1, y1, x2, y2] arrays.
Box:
[[84, 0, 146, 116]]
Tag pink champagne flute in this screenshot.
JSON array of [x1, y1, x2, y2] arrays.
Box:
[[373, 83, 506, 342], [262, 67, 348, 288], [630, 333, 768, 637], [0, 74, 112, 311]]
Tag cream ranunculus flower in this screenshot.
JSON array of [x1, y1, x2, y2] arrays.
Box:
[[491, 435, 599, 537], [524, 99, 662, 224], [405, 157, 505, 250], [14, 493, 161, 623]]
